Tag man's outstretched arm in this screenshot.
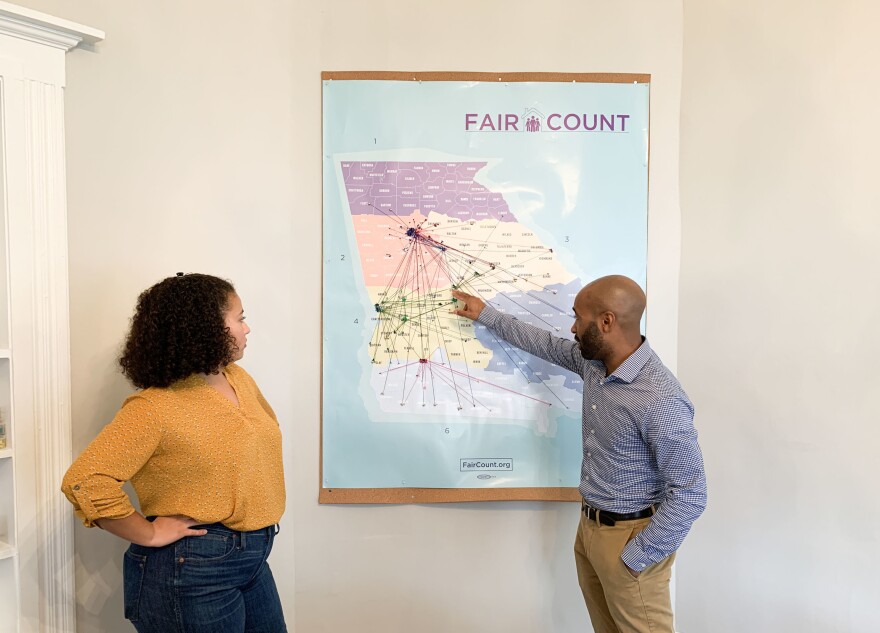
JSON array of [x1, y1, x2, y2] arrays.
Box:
[[451, 290, 586, 375]]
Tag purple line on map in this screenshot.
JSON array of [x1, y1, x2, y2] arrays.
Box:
[[341, 161, 516, 223]]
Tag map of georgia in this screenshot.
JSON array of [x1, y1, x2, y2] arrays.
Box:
[[342, 160, 583, 421]]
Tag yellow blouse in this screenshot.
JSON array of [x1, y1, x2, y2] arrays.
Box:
[[61, 363, 285, 532]]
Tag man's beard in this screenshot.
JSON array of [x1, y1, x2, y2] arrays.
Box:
[[575, 321, 606, 360]]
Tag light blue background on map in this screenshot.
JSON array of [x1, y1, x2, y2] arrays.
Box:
[[323, 80, 648, 488]]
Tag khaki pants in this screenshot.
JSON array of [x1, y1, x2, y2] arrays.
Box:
[[574, 511, 675, 633]]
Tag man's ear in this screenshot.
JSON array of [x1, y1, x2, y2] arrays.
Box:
[[600, 311, 615, 332]]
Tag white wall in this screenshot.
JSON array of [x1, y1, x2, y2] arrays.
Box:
[[11, 1, 686, 631], [676, 2, 880, 632], [12, 1, 297, 630], [295, 4, 683, 633], [13, 1, 874, 631]]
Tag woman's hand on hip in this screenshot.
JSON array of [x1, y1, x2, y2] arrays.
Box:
[[148, 515, 209, 546], [96, 513, 208, 546]]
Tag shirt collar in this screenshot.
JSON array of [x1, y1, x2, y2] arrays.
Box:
[[607, 337, 652, 383]]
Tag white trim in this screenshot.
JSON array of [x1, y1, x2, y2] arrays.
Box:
[[0, 1, 103, 50], [0, 4, 98, 628], [0, 18, 81, 51], [23, 77, 75, 633]]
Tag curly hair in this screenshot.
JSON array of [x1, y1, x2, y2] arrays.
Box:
[[119, 273, 237, 389]]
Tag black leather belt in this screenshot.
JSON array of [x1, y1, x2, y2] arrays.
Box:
[[582, 501, 655, 527]]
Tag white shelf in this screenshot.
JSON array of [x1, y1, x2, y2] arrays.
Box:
[[0, 448, 11, 459], [0, 349, 9, 358], [0, 541, 15, 561]]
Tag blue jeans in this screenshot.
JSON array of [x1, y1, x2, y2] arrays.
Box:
[[123, 523, 287, 632]]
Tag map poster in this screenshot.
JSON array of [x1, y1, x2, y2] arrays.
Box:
[[321, 72, 650, 503]]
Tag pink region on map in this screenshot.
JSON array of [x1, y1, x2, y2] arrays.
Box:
[[353, 213, 452, 291], [342, 161, 515, 222]]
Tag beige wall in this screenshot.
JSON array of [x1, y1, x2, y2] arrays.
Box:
[[677, 1, 880, 631]]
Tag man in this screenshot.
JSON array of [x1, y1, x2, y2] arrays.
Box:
[[452, 275, 706, 633]]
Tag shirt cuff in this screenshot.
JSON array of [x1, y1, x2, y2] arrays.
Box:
[[621, 540, 653, 572], [62, 480, 136, 528]]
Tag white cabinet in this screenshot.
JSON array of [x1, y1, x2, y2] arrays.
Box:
[[0, 3, 102, 632]]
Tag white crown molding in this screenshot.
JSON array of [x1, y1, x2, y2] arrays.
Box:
[[0, 1, 103, 50]]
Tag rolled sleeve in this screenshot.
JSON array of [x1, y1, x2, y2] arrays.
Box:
[[60, 395, 162, 527], [61, 477, 137, 528]]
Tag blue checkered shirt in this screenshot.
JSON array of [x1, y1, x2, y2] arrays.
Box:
[[478, 306, 707, 571]]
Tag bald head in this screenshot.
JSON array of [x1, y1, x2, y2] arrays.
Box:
[[576, 275, 646, 335]]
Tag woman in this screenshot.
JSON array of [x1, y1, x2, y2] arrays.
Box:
[[62, 273, 287, 632]]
